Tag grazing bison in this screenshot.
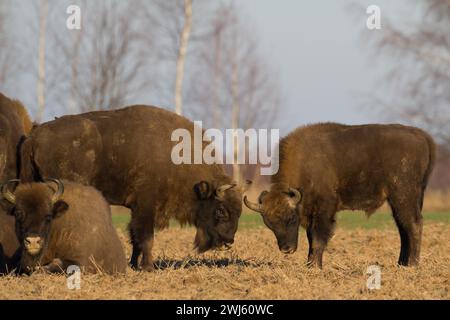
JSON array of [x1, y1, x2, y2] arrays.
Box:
[[20, 105, 247, 271], [1, 179, 127, 274], [0, 93, 33, 273], [244, 123, 436, 267]]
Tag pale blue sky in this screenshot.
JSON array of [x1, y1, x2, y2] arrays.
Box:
[[3, 0, 418, 135], [240, 0, 413, 133]]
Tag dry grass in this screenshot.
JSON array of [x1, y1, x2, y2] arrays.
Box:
[[423, 189, 450, 212], [0, 223, 449, 300]]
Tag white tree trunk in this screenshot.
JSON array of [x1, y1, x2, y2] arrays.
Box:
[[174, 0, 193, 116], [37, 0, 48, 122], [212, 25, 222, 128], [231, 34, 240, 183]]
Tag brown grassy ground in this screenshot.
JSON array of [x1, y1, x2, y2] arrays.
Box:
[[0, 223, 449, 300]]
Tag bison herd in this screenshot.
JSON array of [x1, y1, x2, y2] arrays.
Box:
[[0, 92, 436, 275]]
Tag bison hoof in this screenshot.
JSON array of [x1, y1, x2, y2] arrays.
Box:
[[306, 260, 322, 269], [398, 259, 419, 267], [140, 263, 155, 272]]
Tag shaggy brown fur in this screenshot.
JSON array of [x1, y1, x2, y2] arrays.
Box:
[[3, 181, 126, 274], [245, 123, 436, 268], [20, 105, 246, 271], [0, 209, 19, 274], [0, 92, 33, 273]]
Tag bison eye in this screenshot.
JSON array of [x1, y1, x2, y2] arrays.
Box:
[[45, 215, 52, 222], [14, 209, 24, 220], [286, 215, 297, 226], [216, 208, 228, 221]]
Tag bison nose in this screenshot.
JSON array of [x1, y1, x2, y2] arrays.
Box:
[[24, 236, 42, 256], [280, 245, 296, 254], [226, 239, 234, 245]]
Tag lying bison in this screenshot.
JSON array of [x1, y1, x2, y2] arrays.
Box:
[[0, 93, 33, 273], [245, 123, 436, 267], [0, 209, 20, 274], [1, 179, 126, 274], [20, 105, 247, 271]]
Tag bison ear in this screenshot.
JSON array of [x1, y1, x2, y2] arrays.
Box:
[[258, 190, 269, 204], [284, 188, 302, 208], [194, 181, 213, 200], [0, 202, 15, 216], [52, 200, 69, 218]]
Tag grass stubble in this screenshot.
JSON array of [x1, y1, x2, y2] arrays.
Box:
[[0, 219, 448, 300]]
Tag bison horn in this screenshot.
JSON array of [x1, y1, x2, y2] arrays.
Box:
[[1, 179, 20, 204], [215, 184, 236, 200], [46, 178, 64, 203], [243, 196, 264, 214]]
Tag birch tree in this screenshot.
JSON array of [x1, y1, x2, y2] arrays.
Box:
[[188, 3, 281, 182], [0, 2, 12, 89], [361, 0, 450, 152], [53, 0, 153, 112], [36, 0, 48, 122], [174, 0, 193, 115]]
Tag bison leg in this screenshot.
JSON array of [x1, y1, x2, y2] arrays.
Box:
[[129, 205, 155, 272], [129, 226, 141, 270], [306, 207, 337, 268], [389, 192, 423, 266]]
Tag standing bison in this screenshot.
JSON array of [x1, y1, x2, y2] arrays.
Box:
[[1, 179, 126, 274], [244, 123, 436, 267], [0, 93, 32, 273], [20, 105, 247, 271]]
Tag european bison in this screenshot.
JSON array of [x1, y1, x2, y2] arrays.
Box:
[[0, 93, 33, 273], [1, 179, 127, 274], [0, 209, 20, 274], [20, 105, 247, 271], [244, 123, 436, 267], [0, 93, 33, 181]]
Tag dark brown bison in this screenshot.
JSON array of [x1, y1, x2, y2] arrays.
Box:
[[1, 179, 126, 274], [244, 123, 436, 268], [0, 93, 33, 181], [0, 93, 33, 273], [0, 209, 20, 274], [20, 105, 247, 271]]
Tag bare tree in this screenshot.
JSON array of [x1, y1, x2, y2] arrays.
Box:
[[188, 3, 281, 182], [141, 0, 214, 112], [0, 2, 14, 90], [53, 0, 154, 112], [360, 0, 450, 151]]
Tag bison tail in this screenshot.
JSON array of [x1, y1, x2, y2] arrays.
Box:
[[419, 131, 437, 210], [422, 132, 437, 189]]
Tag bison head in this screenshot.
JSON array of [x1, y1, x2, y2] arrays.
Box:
[[1, 179, 68, 272], [193, 180, 249, 253], [244, 187, 302, 254]]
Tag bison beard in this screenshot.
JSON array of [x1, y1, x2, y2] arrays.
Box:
[[245, 123, 436, 268]]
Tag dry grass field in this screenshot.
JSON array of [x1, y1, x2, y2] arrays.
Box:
[[0, 212, 449, 300]]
